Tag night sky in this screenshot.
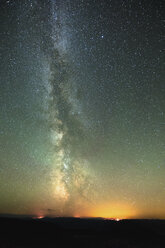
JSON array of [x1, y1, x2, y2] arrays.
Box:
[[0, 0, 165, 219]]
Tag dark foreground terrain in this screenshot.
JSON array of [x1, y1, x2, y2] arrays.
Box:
[[0, 216, 165, 248]]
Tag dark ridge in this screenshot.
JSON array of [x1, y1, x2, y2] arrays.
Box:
[[0, 216, 165, 247]]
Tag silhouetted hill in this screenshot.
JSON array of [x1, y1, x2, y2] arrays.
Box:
[[0, 216, 165, 247]]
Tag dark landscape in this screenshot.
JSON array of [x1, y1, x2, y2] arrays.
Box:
[[0, 216, 165, 248]]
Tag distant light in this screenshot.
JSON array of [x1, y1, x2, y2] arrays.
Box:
[[33, 215, 44, 219], [37, 215, 44, 219], [104, 217, 121, 221], [101, 35, 104, 39]]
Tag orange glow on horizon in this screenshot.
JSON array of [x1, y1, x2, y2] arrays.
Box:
[[88, 202, 136, 219], [74, 215, 80, 218]]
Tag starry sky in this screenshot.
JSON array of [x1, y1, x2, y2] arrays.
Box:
[[0, 0, 165, 219]]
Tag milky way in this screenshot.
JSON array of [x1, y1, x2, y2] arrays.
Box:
[[0, 0, 165, 218]]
